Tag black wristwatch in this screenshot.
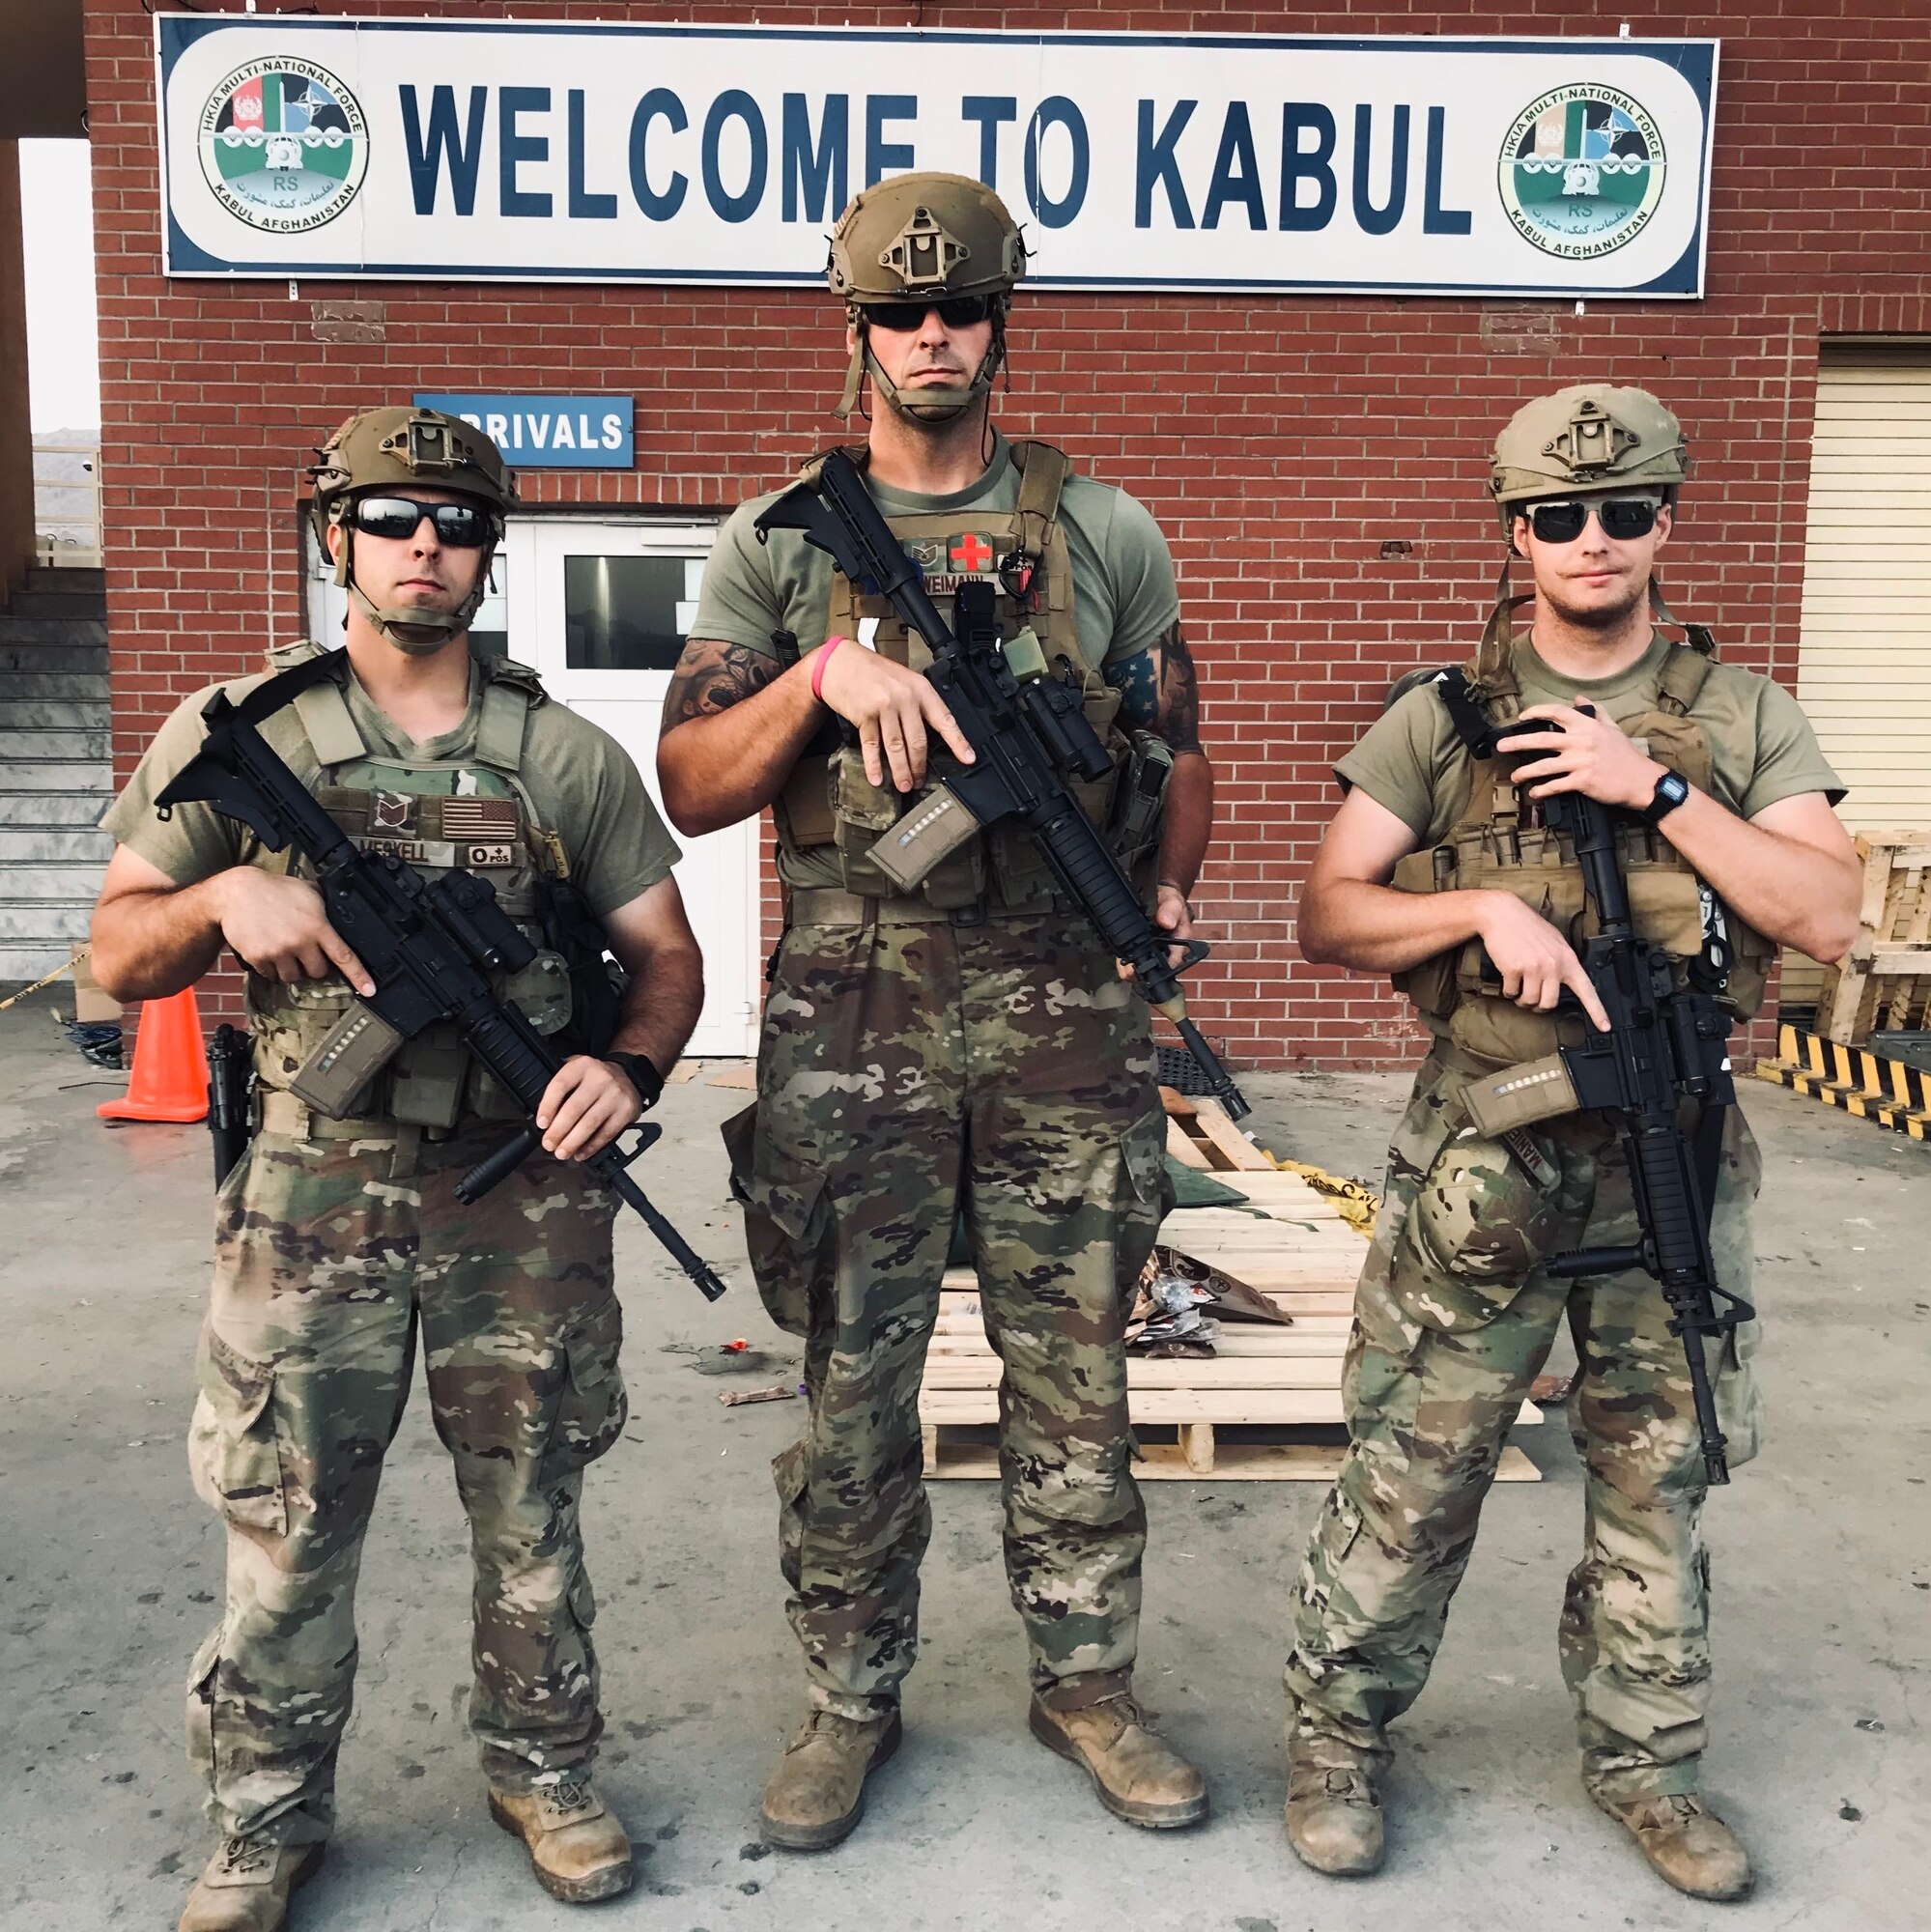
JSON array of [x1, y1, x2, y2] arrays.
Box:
[[604, 1052, 664, 1114], [1641, 768, 1692, 827]]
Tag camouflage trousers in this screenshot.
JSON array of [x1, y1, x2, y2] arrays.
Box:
[[185, 1122, 626, 1846], [728, 909, 1167, 1720], [1285, 1044, 1764, 1803]]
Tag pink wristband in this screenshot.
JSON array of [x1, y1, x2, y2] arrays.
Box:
[[810, 636, 848, 702]]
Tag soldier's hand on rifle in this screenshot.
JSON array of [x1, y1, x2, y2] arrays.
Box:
[[1504, 703, 1667, 810], [1117, 882, 1196, 981], [1473, 893, 1612, 1031], [536, 1054, 641, 1161], [812, 637, 977, 793], [213, 868, 375, 994]]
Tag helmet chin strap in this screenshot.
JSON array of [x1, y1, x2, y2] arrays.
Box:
[[836, 318, 1006, 425], [334, 522, 494, 656]]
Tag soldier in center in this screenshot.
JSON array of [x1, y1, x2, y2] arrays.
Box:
[[657, 174, 1217, 1847]]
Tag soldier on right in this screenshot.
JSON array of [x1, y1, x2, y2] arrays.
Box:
[[1282, 386, 1860, 1901]]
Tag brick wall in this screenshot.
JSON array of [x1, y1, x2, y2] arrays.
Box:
[[84, 0, 1931, 1065]]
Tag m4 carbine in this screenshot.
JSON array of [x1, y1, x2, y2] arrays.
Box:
[[155, 652, 727, 1301], [1457, 705, 1752, 1484], [755, 448, 1249, 1121]]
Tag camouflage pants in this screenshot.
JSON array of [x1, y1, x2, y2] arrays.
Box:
[[185, 1122, 626, 1846], [1285, 1045, 1763, 1803], [729, 910, 1167, 1719]]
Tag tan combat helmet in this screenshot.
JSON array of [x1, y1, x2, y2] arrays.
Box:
[[308, 406, 515, 650], [826, 171, 1028, 422], [1480, 384, 1704, 669]]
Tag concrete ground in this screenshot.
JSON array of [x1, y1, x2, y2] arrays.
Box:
[[2, 994, 1926, 1932]]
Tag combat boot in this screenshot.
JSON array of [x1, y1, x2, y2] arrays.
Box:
[[759, 1707, 903, 1850], [1029, 1690, 1208, 1830], [1285, 1735, 1385, 1876], [178, 1837, 324, 1932], [1594, 1790, 1753, 1901], [489, 1776, 636, 1903]]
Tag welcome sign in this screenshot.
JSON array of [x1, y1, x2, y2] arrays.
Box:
[[156, 17, 1718, 298]]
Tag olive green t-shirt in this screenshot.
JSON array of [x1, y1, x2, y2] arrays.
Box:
[[691, 428, 1180, 672], [1338, 635, 1845, 846], [101, 655, 681, 917]]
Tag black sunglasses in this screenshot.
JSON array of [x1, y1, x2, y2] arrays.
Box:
[[1525, 497, 1661, 544], [351, 495, 493, 548], [866, 294, 995, 332]]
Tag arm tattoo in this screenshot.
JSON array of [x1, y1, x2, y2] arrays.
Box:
[[1153, 621, 1203, 754], [661, 638, 777, 728]]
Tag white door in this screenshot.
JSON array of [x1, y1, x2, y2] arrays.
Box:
[[505, 517, 759, 1058]]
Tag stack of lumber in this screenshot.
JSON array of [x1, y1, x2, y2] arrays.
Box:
[[1817, 832, 1931, 1042], [920, 1093, 1541, 1482]]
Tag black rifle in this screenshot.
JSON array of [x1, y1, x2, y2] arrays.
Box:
[[155, 654, 727, 1301], [755, 449, 1249, 1121], [207, 1021, 253, 1186], [1459, 702, 1751, 1484]]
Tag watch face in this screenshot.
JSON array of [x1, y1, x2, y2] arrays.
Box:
[[1663, 774, 1690, 804]]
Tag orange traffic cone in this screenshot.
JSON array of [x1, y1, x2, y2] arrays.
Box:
[[98, 985, 210, 1123]]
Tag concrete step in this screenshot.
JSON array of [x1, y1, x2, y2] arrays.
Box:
[[0, 640, 109, 674], [0, 759, 112, 793], [0, 616, 108, 647], [0, 826, 114, 863], [0, 898, 94, 942], [0, 944, 75, 980], [0, 725, 109, 760], [0, 791, 112, 828], [0, 670, 111, 702], [0, 698, 108, 730], [6, 587, 106, 620]]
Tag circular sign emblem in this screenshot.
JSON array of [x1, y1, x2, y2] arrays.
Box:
[[1499, 86, 1665, 260], [198, 60, 367, 234]]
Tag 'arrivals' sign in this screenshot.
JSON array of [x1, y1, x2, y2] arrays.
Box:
[[157, 16, 1718, 298], [413, 392, 635, 469]]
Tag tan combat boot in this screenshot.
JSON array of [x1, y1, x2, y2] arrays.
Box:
[[1594, 1791, 1753, 1901], [178, 1838, 324, 1932], [1029, 1690, 1208, 1830], [489, 1776, 636, 1903], [759, 1707, 903, 1850], [1285, 1736, 1385, 1876]]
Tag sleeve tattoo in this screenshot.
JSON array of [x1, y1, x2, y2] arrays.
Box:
[[1104, 620, 1203, 753], [661, 638, 778, 728]]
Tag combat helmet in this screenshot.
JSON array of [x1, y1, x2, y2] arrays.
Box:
[[308, 406, 515, 651], [1478, 384, 1705, 673], [826, 171, 1028, 422]]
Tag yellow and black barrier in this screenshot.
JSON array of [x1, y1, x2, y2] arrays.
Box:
[[1754, 1022, 1931, 1141]]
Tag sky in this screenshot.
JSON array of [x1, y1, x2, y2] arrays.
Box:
[[20, 139, 100, 435]]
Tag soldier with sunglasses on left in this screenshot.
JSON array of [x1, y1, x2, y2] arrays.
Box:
[[90, 407, 703, 1930]]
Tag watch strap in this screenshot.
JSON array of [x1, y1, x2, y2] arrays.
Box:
[[1643, 769, 1691, 826], [605, 1051, 664, 1113]]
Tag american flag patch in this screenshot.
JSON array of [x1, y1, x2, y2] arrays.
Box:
[[441, 796, 519, 841]]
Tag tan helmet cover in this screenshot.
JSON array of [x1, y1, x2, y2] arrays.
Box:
[[308, 407, 515, 649], [826, 172, 1027, 422], [1489, 384, 1689, 530]]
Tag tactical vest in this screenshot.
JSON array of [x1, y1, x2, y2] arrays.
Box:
[[244, 641, 581, 1130], [1389, 636, 1775, 1069], [769, 440, 1163, 911]]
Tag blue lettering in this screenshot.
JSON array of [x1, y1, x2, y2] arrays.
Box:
[[781, 94, 848, 222], [601, 412, 624, 450], [1423, 106, 1471, 235], [1024, 97, 1089, 230], [1279, 103, 1337, 232], [567, 89, 616, 219], [866, 94, 917, 187], [702, 91, 768, 224], [499, 87, 552, 219], [1135, 99, 1196, 230], [961, 96, 1017, 186], [1351, 103, 1410, 237], [628, 89, 688, 221], [399, 85, 486, 216], [1203, 101, 1264, 231]]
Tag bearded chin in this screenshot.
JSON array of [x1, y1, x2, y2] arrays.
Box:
[[1559, 579, 1645, 632]]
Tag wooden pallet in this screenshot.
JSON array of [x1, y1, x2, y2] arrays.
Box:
[[1754, 1021, 1931, 1141], [920, 1094, 1542, 1480], [1819, 833, 1931, 1042]]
